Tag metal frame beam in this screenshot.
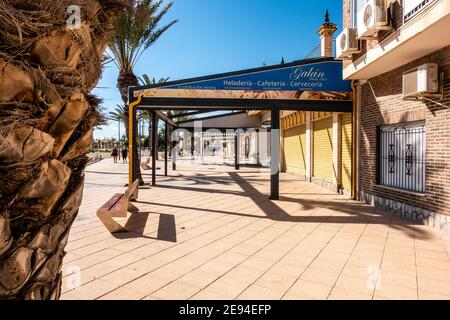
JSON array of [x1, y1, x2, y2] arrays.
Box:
[[270, 108, 280, 200], [176, 111, 247, 125], [139, 97, 352, 112], [164, 121, 168, 177], [168, 109, 223, 119], [128, 63, 353, 198], [151, 111, 157, 186]]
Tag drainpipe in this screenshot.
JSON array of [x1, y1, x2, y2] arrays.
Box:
[[351, 80, 359, 200]]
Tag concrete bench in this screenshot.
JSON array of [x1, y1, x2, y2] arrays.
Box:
[[97, 179, 140, 233]]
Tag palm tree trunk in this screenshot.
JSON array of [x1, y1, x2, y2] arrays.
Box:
[[0, 0, 129, 300], [118, 70, 144, 184]]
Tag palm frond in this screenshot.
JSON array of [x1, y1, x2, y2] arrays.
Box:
[[109, 0, 177, 73]]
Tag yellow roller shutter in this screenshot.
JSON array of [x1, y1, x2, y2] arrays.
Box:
[[341, 113, 353, 191], [313, 117, 333, 181], [284, 125, 306, 175]]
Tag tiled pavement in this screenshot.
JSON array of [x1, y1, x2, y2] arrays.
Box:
[[61, 159, 450, 300]]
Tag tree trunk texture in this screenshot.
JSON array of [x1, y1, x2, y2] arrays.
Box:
[[0, 0, 130, 300]]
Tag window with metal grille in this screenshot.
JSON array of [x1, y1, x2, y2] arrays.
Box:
[[378, 122, 426, 192]]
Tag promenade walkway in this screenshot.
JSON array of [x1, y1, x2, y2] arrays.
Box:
[[61, 159, 450, 300]]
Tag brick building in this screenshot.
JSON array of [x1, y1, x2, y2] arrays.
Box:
[[337, 0, 450, 230]]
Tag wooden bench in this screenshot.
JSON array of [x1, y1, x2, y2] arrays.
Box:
[[97, 179, 140, 233]]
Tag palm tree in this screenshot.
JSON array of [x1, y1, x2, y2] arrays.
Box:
[[109, 105, 128, 157], [109, 0, 176, 104], [139, 74, 170, 160], [108, 0, 177, 182], [0, 0, 130, 300]]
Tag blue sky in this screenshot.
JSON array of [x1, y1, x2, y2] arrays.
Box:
[[94, 0, 343, 139]]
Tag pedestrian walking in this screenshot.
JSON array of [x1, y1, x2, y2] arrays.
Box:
[[112, 145, 119, 163]]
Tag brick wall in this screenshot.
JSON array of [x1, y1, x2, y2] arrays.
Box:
[[359, 45, 450, 224], [343, 0, 351, 31]]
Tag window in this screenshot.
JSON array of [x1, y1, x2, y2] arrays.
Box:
[[351, 0, 367, 27], [378, 122, 426, 192]]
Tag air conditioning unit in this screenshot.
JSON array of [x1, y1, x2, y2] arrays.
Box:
[[336, 27, 360, 59], [403, 63, 439, 98], [357, 0, 390, 39]]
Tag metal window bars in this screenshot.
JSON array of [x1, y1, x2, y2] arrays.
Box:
[[379, 122, 426, 192]]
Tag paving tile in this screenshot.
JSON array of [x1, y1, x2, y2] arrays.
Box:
[[254, 272, 297, 292], [199, 276, 250, 299], [279, 253, 316, 267], [380, 261, 417, 276], [333, 274, 377, 294], [240, 256, 276, 272], [300, 266, 342, 286], [67, 279, 118, 300], [237, 285, 285, 300], [127, 255, 173, 273], [190, 290, 227, 300], [177, 269, 222, 289], [415, 249, 450, 261], [327, 288, 373, 300], [374, 283, 418, 300], [148, 261, 193, 282], [150, 281, 201, 300], [418, 290, 450, 300], [100, 267, 145, 286], [341, 264, 373, 279], [98, 285, 148, 300], [225, 265, 266, 284], [62, 248, 123, 273], [417, 277, 450, 296], [267, 262, 306, 278], [378, 270, 418, 289], [120, 273, 174, 296], [416, 266, 450, 282], [415, 256, 450, 270], [61, 160, 449, 300], [283, 280, 332, 300], [175, 253, 212, 270]]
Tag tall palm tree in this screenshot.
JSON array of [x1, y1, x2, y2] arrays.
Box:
[[109, 105, 128, 155], [108, 0, 177, 182], [139, 74, 170, 160], [0, 0, 130, 300], [110, 0, 176, 104]]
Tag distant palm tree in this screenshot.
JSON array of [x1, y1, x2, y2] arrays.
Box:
[[108, 105, 128, 154], [108, 105, 127, 124], [138, 74, 193, 157], [108, 0, 177, 182], [139, 74, 170, 86], [139, 74, 170, 159]]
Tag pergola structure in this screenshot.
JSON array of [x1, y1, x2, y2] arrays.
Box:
[[128, 57, 353, 200]]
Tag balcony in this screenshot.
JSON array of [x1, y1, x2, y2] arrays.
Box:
[[343, 0, 450, 80]]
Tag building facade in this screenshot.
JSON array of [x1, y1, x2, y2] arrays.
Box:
[[276, 14, 355, 196], [338, 0, 450, 230]]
